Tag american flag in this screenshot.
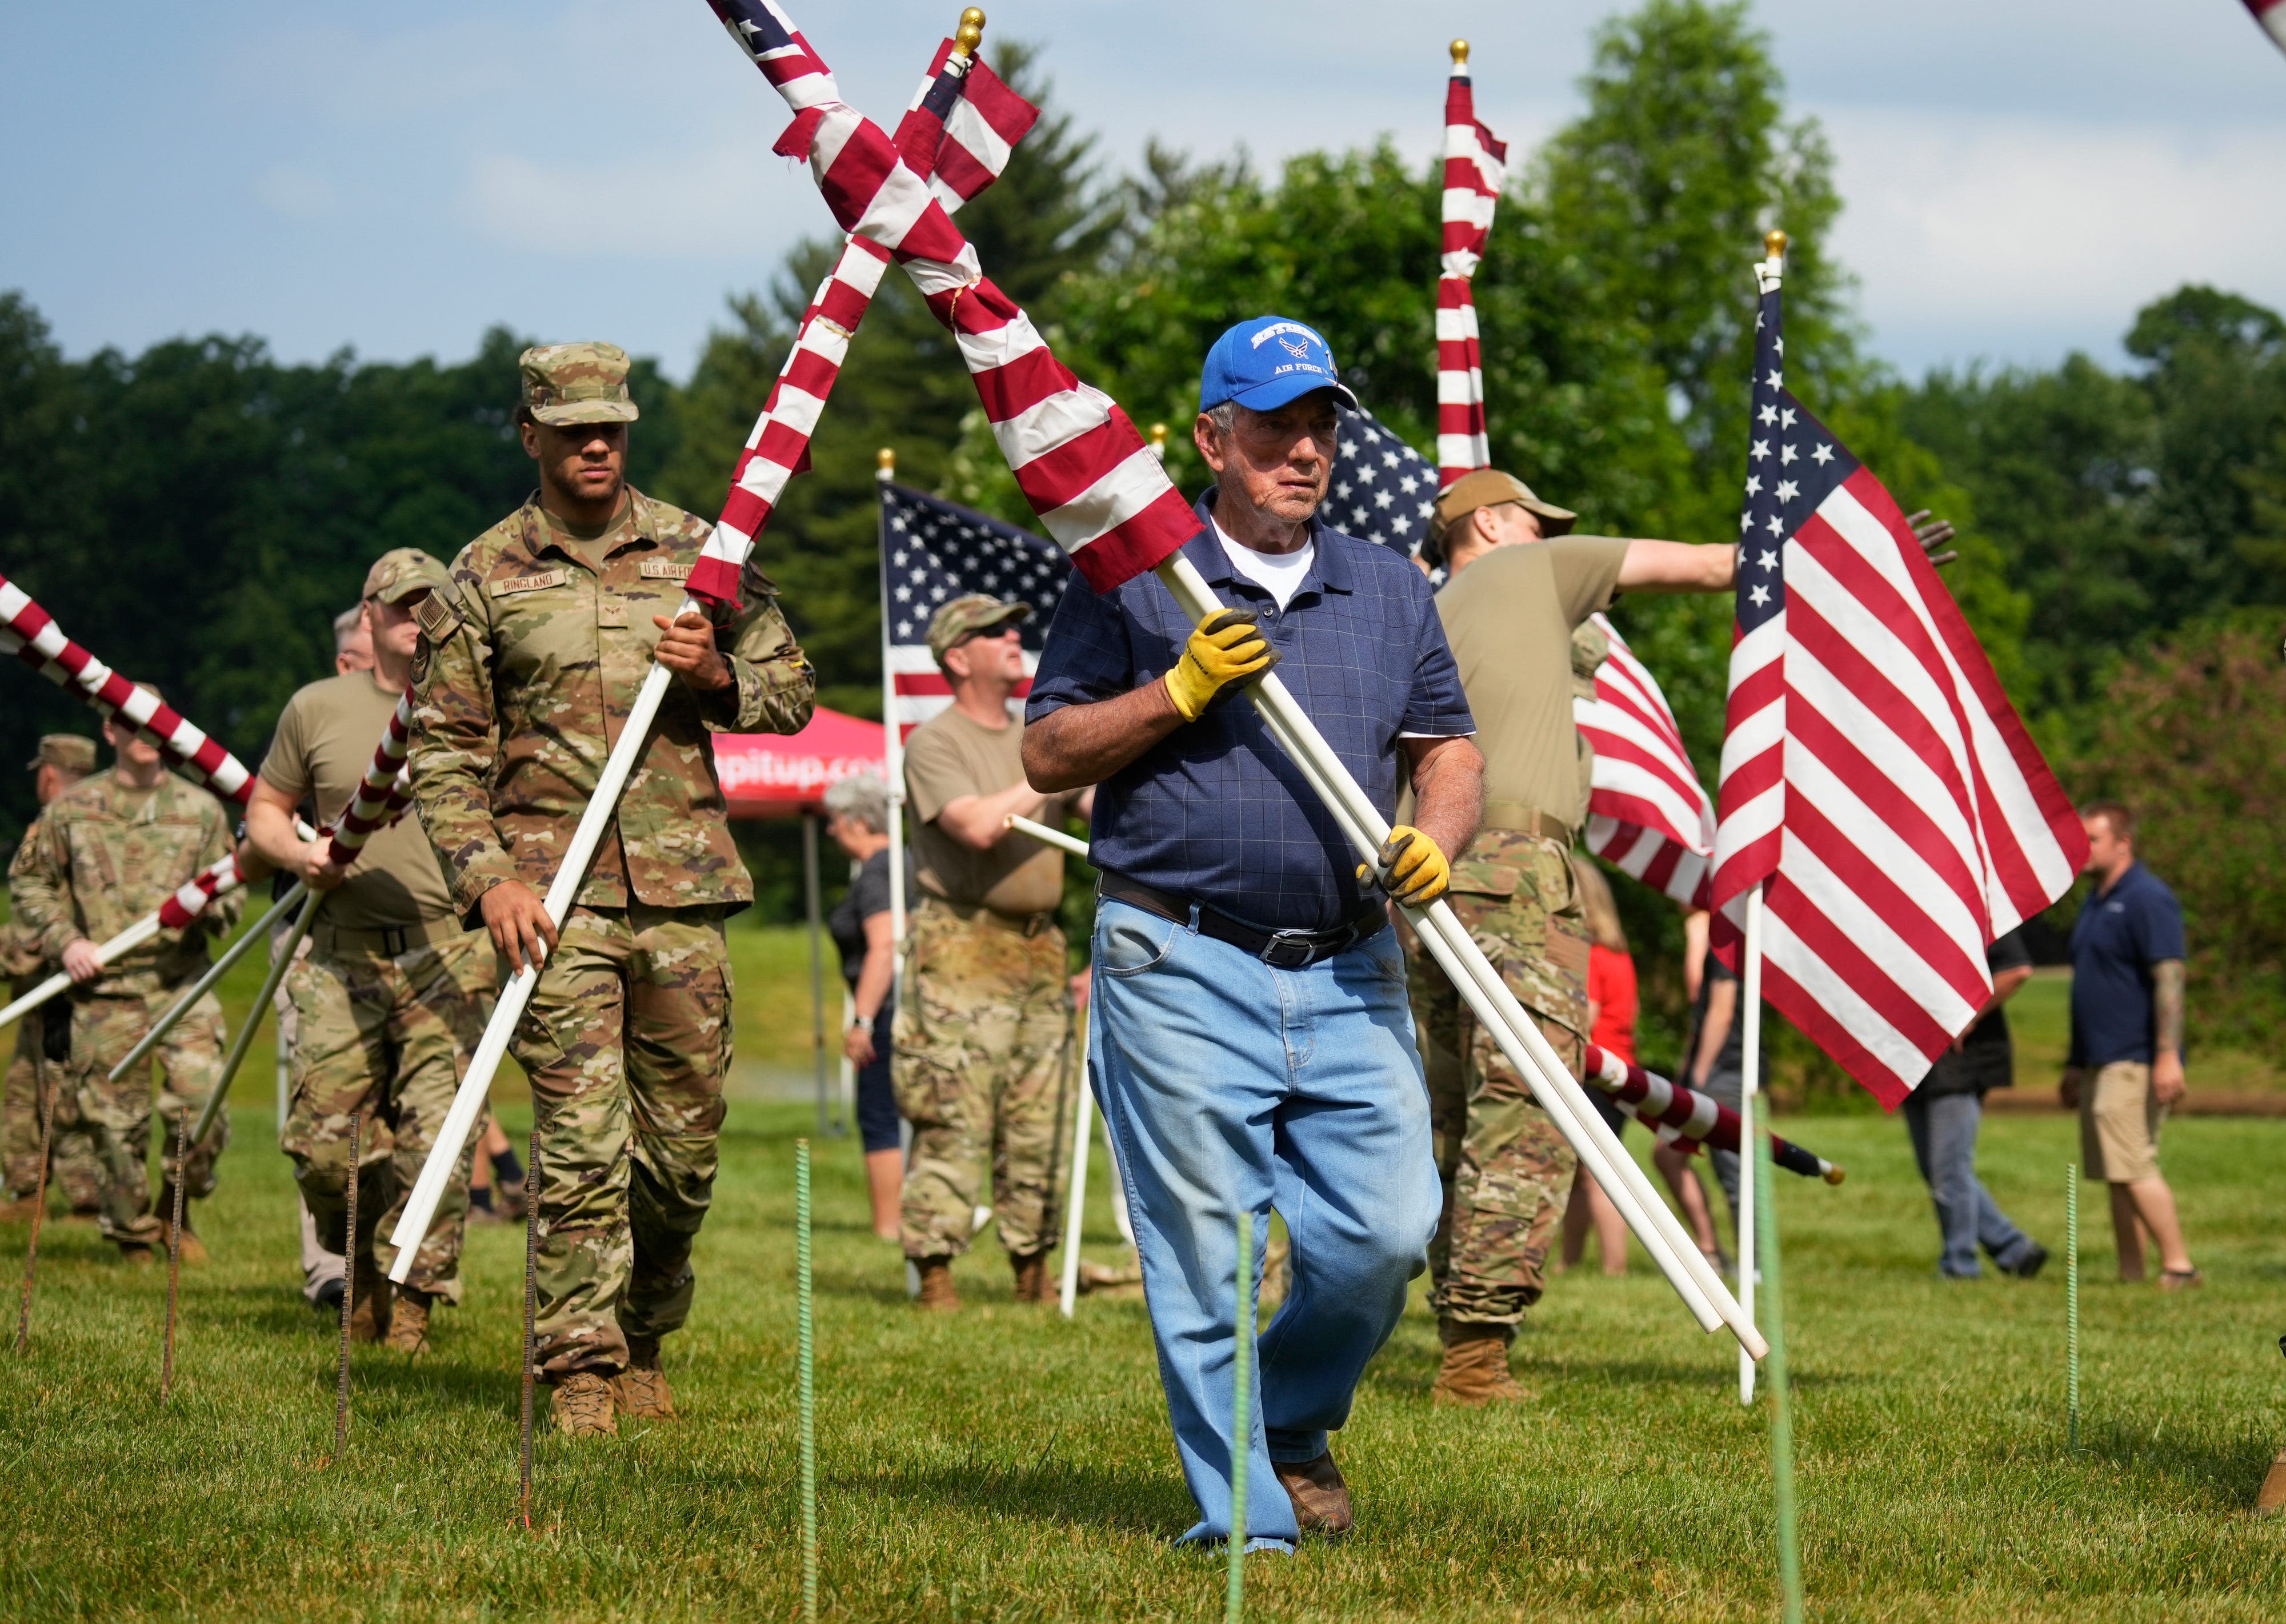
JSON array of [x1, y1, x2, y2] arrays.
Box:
[[712, 0, 1198, 595], [2247, 0, 2286, 54], [1438, 48, 1507, 485], [881, 483, 1068, 740], [1708, 248, 2087, 1107], [1327, 406, 1439, 559], [689, 9, 1039, 605], [1575, 613, 1716, 911]]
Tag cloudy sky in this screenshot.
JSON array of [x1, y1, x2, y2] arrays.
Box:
[[5, 1, 2283, 382]]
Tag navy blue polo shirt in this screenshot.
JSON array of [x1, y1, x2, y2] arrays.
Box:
[[2067, 862, 2185, 1068], [1027, 492, 1474, 932]]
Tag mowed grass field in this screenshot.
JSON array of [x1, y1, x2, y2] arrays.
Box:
[[2, 914, 2284, 1619]]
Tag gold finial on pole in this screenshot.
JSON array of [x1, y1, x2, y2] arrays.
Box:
[[1764, 228, 1788, 262], [954, 8, 986, 58], [876, 447, 896, 483], [1148, 422, 1168, 462], [1450, 39, 1470, 67]]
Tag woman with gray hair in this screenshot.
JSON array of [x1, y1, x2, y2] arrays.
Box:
[[823, 770, 902, 1239]]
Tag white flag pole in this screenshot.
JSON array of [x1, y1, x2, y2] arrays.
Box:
[[878, 448, 908, 957], [1056, 1011, 1093, 1318], [1738, 881, 1765, 1405]]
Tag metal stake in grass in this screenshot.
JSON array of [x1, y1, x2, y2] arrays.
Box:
[[330, 1106, 364, 1464], [796, 1137, 818, 1624], [1226, 1205, 1254, 1624], [519, 1127, 541, 1531], [2067, 1163, 2080, 1454], [1756, 1125, 1804, 1624], [160, 1105, 190, 1401], [14, 1028, 59, 1355]]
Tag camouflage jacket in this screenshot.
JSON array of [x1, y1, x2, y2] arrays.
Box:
[[2, 812, 47, 983], [409, 488, 816, 916], [10, 773, 239, 987]]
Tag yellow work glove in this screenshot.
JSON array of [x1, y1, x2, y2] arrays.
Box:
[[1358, 825, 1450, 908], [1163, 607, 1279, 722]]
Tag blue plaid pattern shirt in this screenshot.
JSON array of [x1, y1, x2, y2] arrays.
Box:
[[1027, 492, 1474, 932]]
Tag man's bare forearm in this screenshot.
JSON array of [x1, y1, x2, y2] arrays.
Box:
[[1405, 735, 1483, 864], [2154, 959, 2184, 1055], [1023, 681, 1184, 793]]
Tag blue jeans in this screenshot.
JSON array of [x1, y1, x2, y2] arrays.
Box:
[[1901, 1090, 2035, 1277], [1090, 900, 1440, 1550]]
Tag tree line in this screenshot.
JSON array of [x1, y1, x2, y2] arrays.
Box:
[[3, 1, 2280, 1078]]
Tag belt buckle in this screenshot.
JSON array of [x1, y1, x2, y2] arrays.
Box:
[[1259, 929, 1318, 971]]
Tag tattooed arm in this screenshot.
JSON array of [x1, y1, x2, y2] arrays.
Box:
[[2152, 959, 2186, 1106]]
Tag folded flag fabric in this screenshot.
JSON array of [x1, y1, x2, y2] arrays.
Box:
[[1, 572, 253, 804], [1708, 248, 2086, 1107], [706, 0, 1198, 594], [1438, 51, 1507, 485], [1582, 1041, 1841, 1183], [1576, 613, 1716, 911], [2247, 0, 2286, 54], [882, 482, 1067, 741], [688, 13, 1039, 606]]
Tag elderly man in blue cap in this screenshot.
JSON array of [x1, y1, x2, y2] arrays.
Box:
[[1026, 317, 1482, 1551]]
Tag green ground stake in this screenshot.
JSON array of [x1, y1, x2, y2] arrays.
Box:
[[1757, 1128, 1804, 1624], [2067, 1163, 2080, 1453], [1226, 1207, 1254, 1624], [797, 1138, 818, 1624]]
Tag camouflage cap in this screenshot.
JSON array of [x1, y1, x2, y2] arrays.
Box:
[[927, 594, 1031, 666], [362, 548, 451, 604], [1431, 469, 1578, 549], [27, 734, 97, 775], [518, 342, 640, 426]]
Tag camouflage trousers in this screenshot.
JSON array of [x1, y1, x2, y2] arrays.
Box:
[[510, 903, 730, 1378], [3, 1003, 102, 1210], [280, 924, 497, 1304], [894, 899, 1072, 1262], [1406, 827, 1591, 1327], [65, 971, 230, 1245]]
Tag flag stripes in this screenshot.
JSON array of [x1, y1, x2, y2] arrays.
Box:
[[1437, 58, 1507, 484], [1582, 1042, 1840, 1181], [1574, 612, 1715, 909]]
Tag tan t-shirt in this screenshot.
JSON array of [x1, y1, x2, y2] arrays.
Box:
[[1435, 536, 1631, 831], [903, 707, 1066, 916], [261, 671, 458, 930]]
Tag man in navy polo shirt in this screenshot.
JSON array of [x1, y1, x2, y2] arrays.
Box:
[[1026, 316, 1482, 1551], [2062, 801, 2198, 1286]]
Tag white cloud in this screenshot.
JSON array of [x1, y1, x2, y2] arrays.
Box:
[[256, 163, 338, 220]]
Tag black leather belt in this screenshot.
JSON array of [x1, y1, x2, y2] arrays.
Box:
[[1098, 874, 1387, 971]]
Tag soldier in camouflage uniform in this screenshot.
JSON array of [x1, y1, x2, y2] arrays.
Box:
[[1414, 468, 1743, 1403], [2, 735, 103, 1221], [242, 549, 500, 1352], [409, 343, 815, 1437], [12, 699, 241, 1262], [895, 596, 1086, 1310]]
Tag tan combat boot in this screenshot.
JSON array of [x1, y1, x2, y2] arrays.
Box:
[[0, 1197, 39, 1224], [155, 1187, 207, 1266], [117, 1239, 157, 1268], [2259, 1447, 2286, 1515], [614, 1336, 678, 1420], [551, 1371, 619, 1438], [915, 1257, 960, 1311], [1274, 1450, 1354, 1541], [347, 1252, 393, 1345], [383, 1286, 431, 1356], [1431, 1318, 1528, 1406], [1010, 1249, 1050, 1304]]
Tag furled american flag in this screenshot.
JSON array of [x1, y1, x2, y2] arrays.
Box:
[[710, 0, 1196, 595], [687, 12, 1039, 606], [882, 483, 1068, 740], [1708, 246, 2087, 1107], [2247, 0, 2286, 55], [1327, 405, 1439, 559], [1575, 613, 1716, 911], [1438, 43, 1507, 486]]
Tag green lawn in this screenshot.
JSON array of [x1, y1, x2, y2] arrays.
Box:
[[4, 1070, 2283, 1619]]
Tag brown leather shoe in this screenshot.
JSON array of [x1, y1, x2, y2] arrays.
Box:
[[1431, 1318, 1528, 1406], [915, 1256, 960, 1311], [2259, 1449, 2286, 1515], [550, 1370, 619, 1438], [614, 1336, 678, 1420], [1274, 1450, 1354, 1541], [383, 1286, 431, 1355], [1010, 1249, 1050, 1303]]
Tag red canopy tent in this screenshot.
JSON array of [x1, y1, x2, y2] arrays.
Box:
[[713, 705, 884, 817]]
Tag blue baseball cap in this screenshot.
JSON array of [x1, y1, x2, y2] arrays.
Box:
[[1198, 316, 1360, 416]]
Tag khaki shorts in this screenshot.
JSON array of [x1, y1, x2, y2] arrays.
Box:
[[2080, 1060, 2166, 1183]]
